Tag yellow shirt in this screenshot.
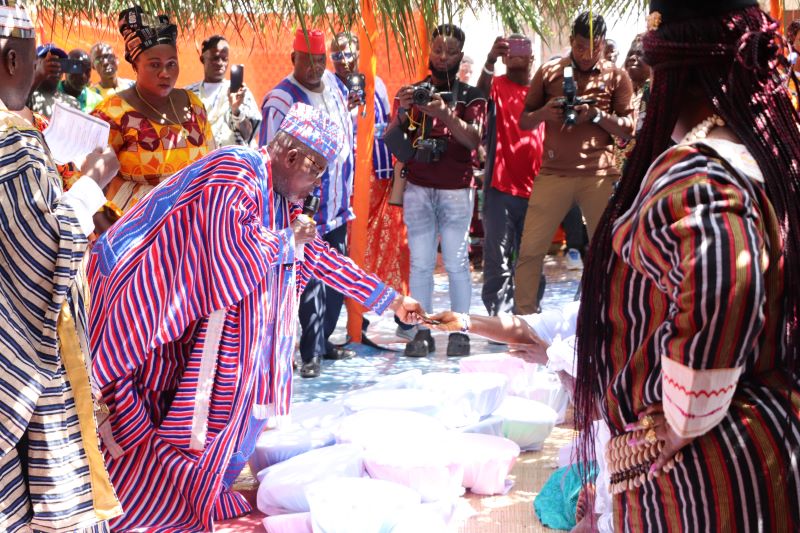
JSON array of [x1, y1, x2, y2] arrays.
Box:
[[91, 90, 215, 212]]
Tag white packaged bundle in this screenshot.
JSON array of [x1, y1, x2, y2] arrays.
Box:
[[306, 478, 421, 533], [256, 444, 364, 514], [493, 396, 558, 451], [417, 372, 508, 428], [363, 440, 464, 503], [249, 425, 336, 473], [263, 512, 313, 533], [511, 370, 570, 424], [334, 409, 447, 451], [446, 433, 520, 495], [343, 389, 443, 418], [289, 400, 346, 430]]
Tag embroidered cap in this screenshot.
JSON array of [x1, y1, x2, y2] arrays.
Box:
[[0, 0, 34, 39], [278, 102, 343, 165], [292, 28, 326, 55]]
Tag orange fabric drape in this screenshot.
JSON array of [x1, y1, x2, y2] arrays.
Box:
[[771, 0, 784, 31], [345, 0, 380, 342]]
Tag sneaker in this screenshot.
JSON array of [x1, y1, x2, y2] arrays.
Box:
[[565, 248, 584, 270], [395, 324, 418, 341], [446, 332, 470, 357], [404, 329, 435, 357]]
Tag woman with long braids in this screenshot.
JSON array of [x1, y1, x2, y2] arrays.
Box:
[[574, 1, 800, 530]]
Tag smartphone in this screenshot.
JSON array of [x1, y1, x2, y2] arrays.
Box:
[[60, 58, 85, 75], [507, 38, 532, 58], [229, 64, 244, 93]]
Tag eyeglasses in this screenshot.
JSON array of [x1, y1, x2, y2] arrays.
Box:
[[330, 51, 356, 62], [302, 152, 326, 177]]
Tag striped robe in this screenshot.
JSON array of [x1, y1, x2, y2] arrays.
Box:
[[602, 140, 800, 531], [88, 146, 396, 532], [0, 111, 118, 532]]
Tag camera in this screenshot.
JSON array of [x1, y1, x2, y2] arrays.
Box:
[[60, 58, 86, 75], [413, 138, 447, 163], [560, 66, 596, 126], [346, 73, 366, 105], [411, 82, 435, 105]]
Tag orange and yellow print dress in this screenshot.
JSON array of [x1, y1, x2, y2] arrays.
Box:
[[91, 90, 215, 212]]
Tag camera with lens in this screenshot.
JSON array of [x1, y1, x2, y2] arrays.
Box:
[[411, 82, 435, 105], [345, 73, 366, 105], [413, 138, 448, 163], [560, 66, 596, 126]]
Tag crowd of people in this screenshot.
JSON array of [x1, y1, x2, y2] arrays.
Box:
[[1, 0, 800, 531]]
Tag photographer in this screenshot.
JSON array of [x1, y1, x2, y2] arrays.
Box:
[[385, 23, 487, 358], [514, 11, 634, 314], [27, 43, 81, 118]]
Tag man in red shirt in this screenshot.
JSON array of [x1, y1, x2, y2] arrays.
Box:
[[477, 35, 545, 316]]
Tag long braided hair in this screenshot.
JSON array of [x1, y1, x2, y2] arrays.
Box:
[[574, 6, 800, 467]]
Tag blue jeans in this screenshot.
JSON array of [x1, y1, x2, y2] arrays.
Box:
[[403, 183, 474, 316]]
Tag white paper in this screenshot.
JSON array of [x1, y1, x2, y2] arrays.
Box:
[[43, 102, 110, 165]]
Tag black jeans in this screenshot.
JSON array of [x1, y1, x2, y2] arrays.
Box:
[[299, 224, 348, 363], [481, 187, 545, 315], [562, 204, 589, 256]]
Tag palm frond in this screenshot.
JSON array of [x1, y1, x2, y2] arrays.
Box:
[[38, 0, 648, 63]]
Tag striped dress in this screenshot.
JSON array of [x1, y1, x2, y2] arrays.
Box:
[[602, 139, 800, 531], [0, 110, 120, 532], [87, 146, 396, 532]]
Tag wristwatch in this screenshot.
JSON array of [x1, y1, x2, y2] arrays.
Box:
[[591, 109, 603, 124]]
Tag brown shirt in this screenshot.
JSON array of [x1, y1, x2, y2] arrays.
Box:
[[525, 56, 633, 177]]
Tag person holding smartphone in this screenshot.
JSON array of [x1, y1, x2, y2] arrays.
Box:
[[477, 34, 546, 320], [26, 43, 81, 117], [186, 34, 261, 147]]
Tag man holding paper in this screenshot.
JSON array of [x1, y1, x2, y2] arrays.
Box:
[[0, 2, 121, 530]]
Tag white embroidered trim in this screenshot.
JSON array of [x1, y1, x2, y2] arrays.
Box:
[[189, 308, 226, 451], [661, 356, 743, 439]]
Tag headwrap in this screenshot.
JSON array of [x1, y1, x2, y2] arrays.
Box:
[[0, 0, 34, 39], [292, 28, 326, 55], [649, 0, 758, 25], [118, 5, 177, 64], [278, 102, 343, 165]]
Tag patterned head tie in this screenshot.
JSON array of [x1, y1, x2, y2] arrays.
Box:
[[0, 0, 34, 39], [118, 5, 177, 64], [278, 102, 343, 165]]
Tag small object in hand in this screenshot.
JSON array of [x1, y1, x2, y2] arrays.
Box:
[[420, 314, 442, 325], [640, 414, 655, 429]]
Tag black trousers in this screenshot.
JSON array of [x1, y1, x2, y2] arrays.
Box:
[[481, 187, 545, 315], [299, 224, 348, 363]]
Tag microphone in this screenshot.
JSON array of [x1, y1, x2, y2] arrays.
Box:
[[296, 195, 319, 261], [302, 194, 320, 217]]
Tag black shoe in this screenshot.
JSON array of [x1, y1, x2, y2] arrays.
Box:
[[300, 357, 321, 378], [404, 329, 435, 357], [324, 345, 357, 360], [446, 332, 470, 357]]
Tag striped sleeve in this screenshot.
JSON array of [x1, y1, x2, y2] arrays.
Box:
[[0, 123, 88, 449], [300, 234, 397, 314], [259, 89, 292, 147], [629, 149, 766, 438]]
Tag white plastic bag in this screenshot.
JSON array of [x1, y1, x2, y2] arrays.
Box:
[[493, 396, 558, 451]]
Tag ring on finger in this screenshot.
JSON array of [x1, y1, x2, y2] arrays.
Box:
[[640, 415, 655, 429], [644, 428, 658, 445]]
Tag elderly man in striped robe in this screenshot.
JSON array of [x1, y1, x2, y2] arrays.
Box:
[[87, 102, 423, 531]]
